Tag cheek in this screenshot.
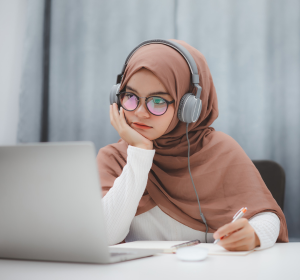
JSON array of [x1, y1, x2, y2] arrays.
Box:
[[155, 106, 175, 134], [124, 111, 134, 122]]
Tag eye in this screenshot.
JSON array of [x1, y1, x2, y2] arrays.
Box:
[[152, 97, 165, 104], [125, 93, 135, 99]]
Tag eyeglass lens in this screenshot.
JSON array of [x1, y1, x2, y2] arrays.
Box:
[[119, 92, 168, 116]]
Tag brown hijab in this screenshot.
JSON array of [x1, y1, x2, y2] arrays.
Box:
[[97, 39, 288, 242]]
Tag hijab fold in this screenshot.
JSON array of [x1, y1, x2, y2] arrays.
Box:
[[97, 40, 288, 242]]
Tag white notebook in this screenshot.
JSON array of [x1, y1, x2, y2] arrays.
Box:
[[110, 241, 254, 256]]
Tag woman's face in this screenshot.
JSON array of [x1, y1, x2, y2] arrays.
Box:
[[122, 68, 175, 141]]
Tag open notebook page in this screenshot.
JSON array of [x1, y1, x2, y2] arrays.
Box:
[[110, 241, 254, 256]]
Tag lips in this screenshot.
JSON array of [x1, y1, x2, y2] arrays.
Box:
[[132, 122, 152, 129]]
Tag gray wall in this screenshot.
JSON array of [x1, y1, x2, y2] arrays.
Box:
[[0, 0, 27, 145], [18, 0, 300, 239]]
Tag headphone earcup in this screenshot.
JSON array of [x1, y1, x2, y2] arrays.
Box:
[[178, 93, 202, 123], [109, 84, 121, 105], [177, 94, 191, 122]]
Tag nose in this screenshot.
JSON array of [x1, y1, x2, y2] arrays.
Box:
[[134, 99, 150, 118]]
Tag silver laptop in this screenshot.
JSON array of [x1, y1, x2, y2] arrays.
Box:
[[0, 142, 158, 263]]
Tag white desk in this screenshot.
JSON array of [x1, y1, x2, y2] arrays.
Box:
[[0, 243, 299, 280]]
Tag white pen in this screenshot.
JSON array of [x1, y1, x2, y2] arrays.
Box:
[[214, 207, 248, 244]]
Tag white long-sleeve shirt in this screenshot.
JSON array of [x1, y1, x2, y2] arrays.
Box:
[[102, 145, 280, 249]]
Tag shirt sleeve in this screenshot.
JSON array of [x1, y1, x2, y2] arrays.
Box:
[[102, 145, 155, 245], [249, 212, 281, 250]]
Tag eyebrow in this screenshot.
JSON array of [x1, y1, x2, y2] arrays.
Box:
[[125, 85, 169, 97]]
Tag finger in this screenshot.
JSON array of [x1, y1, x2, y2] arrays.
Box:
[[123, 108, 129, 125], [222, 238, 254, 251], [109, 105, 115, 125], [218, 227, 250, 246], [119, 107, 128, 126], [112, 103, 121, 126], [219, 229, 241, 241], [112, 103, 119, 115], [214, 218, 248, 240], [220, 237, 247, 250], [110, 104, 120, 131]]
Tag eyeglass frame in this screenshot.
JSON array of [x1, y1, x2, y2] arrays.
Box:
[[117, 91, 175, 116]]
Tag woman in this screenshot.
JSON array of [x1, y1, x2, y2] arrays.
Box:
[[97, 39, 288, 251]]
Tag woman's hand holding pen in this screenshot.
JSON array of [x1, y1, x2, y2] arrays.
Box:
[[213, 218, 260, 251], [110, 104, 153, 150]]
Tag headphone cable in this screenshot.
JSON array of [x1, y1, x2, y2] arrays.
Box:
[[186, 123, 208, 243]]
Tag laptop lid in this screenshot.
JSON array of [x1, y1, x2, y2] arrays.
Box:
[[0, 142, 110, 263]]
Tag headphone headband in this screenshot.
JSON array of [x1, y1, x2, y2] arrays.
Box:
[[116, 39, 199, 85]]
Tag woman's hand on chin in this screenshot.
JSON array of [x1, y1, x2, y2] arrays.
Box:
[[110, 104, 153, 150], [213, 218, 260, 251]]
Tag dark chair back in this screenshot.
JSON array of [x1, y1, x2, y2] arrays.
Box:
[[252, 160, 285, 211]]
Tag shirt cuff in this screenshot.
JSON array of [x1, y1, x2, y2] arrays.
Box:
[[249, 212, 280, 251], [127, 145, 155, 171]]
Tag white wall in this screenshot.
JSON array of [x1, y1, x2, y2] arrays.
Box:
[[0, 0, 27, 145]]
